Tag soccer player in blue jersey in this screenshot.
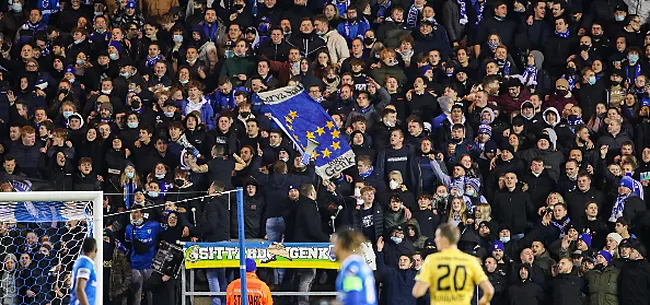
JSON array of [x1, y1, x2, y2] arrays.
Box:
[[332, 229, 377, 305], [71, 238, 98, 305]]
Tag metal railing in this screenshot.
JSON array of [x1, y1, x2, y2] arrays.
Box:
[[180, 267, 338, 305]]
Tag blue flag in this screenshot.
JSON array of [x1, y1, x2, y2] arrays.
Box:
[[257, 85, 356, 179]]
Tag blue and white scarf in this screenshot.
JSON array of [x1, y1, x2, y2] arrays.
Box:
[[376, 0, 392, 19], [552, 216, 571, 238], [626, 64, 642, 84], [145, 55, 161, 68], [609, 193, 629, 222], [555, 29, 570, 38], [406, 5, 422, 28], [522, 65, 537, 85], [360, 166, 374, 178], [458, 0, 468, 25], [474, 1, 485, 29], [335, 0, 350, 17], [496, 59, 510, 76]]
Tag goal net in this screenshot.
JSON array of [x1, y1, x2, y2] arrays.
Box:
[[0, 191, 103, 305]]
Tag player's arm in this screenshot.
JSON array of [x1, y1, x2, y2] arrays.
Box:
[[74, 268, 91, 305], [341, 274, 365, 305], [411, 281, 429, 298], [478, 279, 494, 305]]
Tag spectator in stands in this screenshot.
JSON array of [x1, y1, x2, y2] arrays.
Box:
[[103, 229, 131, 305], [125, 204, 163, 305], [0, 254, 18, 305]]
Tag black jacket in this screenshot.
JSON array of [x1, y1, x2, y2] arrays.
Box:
[[144, 272, 177, 305], [194, 195, 230, 242], [508, 273, 545, 305], [520, 170, 556, 209], [564, 188, 606, 222], [258, 39, 291, 62], [551, 270, 584, 305], [288, 32, 326, 61], [618, 259, 650, 305], [289, 196, 329, 242], [493, 187, 535, 235]]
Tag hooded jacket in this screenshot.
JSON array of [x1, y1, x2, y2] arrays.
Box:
[[507, 265, 545, 305], [405, 219, 429, 249]]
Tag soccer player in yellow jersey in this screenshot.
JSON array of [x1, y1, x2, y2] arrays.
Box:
[[412, 223, 494, 305]]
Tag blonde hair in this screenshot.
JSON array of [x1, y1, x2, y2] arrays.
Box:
[[448, 197, 468, 224], [119, 165, 142, 187], [474, 203, 492, 223]]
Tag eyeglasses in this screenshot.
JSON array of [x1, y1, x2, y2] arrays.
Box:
[[129, 28, 138, 31]]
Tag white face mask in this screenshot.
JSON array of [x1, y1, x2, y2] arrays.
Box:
[[389, 180, 399, 190]]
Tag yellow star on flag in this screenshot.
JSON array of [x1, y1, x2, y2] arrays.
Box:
[[287, 125, 294, 131], [331, 130, 340, 139], [284, 116, 293, 124], [321, 148, 332, 158], [293, 134, 300, 141], [289, 110, 298, 119], [301, 144, 307, 151], [331, 141, 341, 150], [306, 131, 315, 139], [316, 127, 325, 136], [326, 121, 335, 130], [311, 151, 320, 159]]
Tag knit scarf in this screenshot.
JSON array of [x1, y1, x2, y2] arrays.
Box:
[[335, 0, 350, 18], [406, 5, 422, 28], [124, 181, 138, 209], [458, 0, 468, 25], [555, 29, 570, 38], [475, 1, 485, 27], [377, 0, 392, 19], [145, 55, 161, 68], [497, 59, 510, 76], [552, 216, 571, 238], [609, 193, 629, 222], [626, 63, 642, 84], [522, 65, 537, 85]]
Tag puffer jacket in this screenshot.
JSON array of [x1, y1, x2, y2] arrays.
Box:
[[584, 264, 619, 305], [108, 249, 131, 301]]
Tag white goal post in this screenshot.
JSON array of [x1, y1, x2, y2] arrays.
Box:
[[0, 191, 104, 304]]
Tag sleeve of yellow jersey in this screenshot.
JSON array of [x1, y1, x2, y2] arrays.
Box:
[[414, 255, 434, 286], [470, 256, 489, 285]]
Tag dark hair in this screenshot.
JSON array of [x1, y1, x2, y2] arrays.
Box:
[[81, 238, 97, 254]]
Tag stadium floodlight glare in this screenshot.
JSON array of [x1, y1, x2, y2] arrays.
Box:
[[0, 191, 103, 305]]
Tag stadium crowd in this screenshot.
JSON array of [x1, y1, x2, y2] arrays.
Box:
[[0, 0, 649, 304]]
